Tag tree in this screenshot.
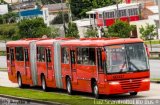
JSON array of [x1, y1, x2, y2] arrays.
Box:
[[51, 12, 69, 24], [70, 0, 122, 18], [107, 20, 134, 38], [139, 24, 157, 40], [18, 18, 51, 38], [85, 27, 97, 38], [66, 22, 79, 38]]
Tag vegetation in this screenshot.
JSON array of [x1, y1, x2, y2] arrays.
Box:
[[107, 20, 134, 38], [0, 86, 127, 105], [65, 22, 79, 38], [0, 23, 19, 40], [70, 0, 122, 18], [140, 24, 157, 40], [85, 27, 98, 38], [18, 18, 53, 38], [51, 12, 69, 24], [0, 12, 18, 24]]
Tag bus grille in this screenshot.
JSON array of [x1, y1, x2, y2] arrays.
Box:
[[120, 79, 141, 90]]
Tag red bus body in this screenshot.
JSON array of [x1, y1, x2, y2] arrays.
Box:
[[7, 38, 150, 96]]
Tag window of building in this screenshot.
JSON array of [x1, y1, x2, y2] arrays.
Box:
[[37, 47, 45, 62], [105, 11, 115, 19], [15, 47, 24, 61], [77, 48, 96, 65], [128, 8, 138, 16], [61, 47, 69, 64]]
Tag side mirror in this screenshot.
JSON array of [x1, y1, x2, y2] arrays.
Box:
[[102, 51, 106, 61]]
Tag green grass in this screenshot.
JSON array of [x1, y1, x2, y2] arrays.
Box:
[[0, 51, 6, 56], [0, 86, 127, 105], [144, 40, 160, 45], [151, 78, 160, 81]]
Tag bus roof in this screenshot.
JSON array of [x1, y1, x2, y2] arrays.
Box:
[[61, 38, 144, 47], [6, 40, 37, 46]]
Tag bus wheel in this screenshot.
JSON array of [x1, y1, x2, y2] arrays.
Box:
[[92, 82, 99, 99], [17, 74, 23, 88], [66, 78, 72, 95], [130, 92, 138, 96], [41, 75, 48, 91]]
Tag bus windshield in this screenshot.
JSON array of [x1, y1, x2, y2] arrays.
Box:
[[105, 43, 149, 74]]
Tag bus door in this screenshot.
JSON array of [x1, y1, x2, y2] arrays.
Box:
[[97, 48, 105, 84], [9, 48, 16, 76], [24, 48, 31, 80], [70, 49, 77, 84], [45, 48, 53, 81]]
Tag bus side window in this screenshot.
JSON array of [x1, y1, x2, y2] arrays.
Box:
[[37, 47, 45, 62], [15, 47, 24, 61], [46, 49, 51, 62], [24, 49, 29, 61], [7, 47, 10, 60], [77, 48, 83, 64], [61, 47, 69, 64], [97, 48, 104, 73], [88, 48, 96, 65]]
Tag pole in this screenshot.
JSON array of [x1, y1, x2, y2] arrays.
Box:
[[61, 0, 66, 36], [116, 0, 119, 20], [158, 0, 160, 39]]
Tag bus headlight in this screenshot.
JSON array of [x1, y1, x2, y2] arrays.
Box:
[[109, 81, 119, 85], [142, 78, 150, 82]]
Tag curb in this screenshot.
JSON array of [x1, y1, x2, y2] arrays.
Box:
[[0, 94, 65, 105]]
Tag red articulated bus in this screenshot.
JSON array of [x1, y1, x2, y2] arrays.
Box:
[[6, 38, 150, 98]]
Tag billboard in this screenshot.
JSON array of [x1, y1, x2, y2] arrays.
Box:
[[0, 4, 8, 15]]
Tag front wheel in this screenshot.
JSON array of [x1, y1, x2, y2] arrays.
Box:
[[66, 78, 72, 95], [92, 82, 99, 99], [130, 92, 138, 96]]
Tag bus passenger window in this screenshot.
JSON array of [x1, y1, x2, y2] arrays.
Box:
[[77, 48, 83, 64], [77, 48, 96, 65], [24, 49, 29, 61], [37, 47, 45, 62], [7, 47, 10, 60], [15, 47, 24, 61], [89, 48, 96, 65], [61, 48, 69, 64], [46, 49, 51, 62]]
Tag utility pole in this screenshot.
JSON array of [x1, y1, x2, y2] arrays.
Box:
[[116, 0, 119, 20], [158, 0, 160, 39], [61, 0, 66, 36], [68, 0, 72, 22]]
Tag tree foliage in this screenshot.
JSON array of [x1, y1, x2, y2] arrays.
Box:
[[65, 22, 79, 38], [0, 12, 18, 24], [70, 0, 122, 18], [18, 18, 52, 38], [85, 27, 97, 38], [139, 24, 157, 40], [51, 12, 69, 24], [107, 20, 134, 38]]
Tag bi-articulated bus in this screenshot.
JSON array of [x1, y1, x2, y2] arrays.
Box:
[[6, 38, 150, 98]]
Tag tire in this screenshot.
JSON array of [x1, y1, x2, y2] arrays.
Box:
[[41, 75, 48, 91], [17, 74, 23, 88], [66, 78, 72, 95], [92, 82, 99, 99], [130, 92, 138, 96]]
